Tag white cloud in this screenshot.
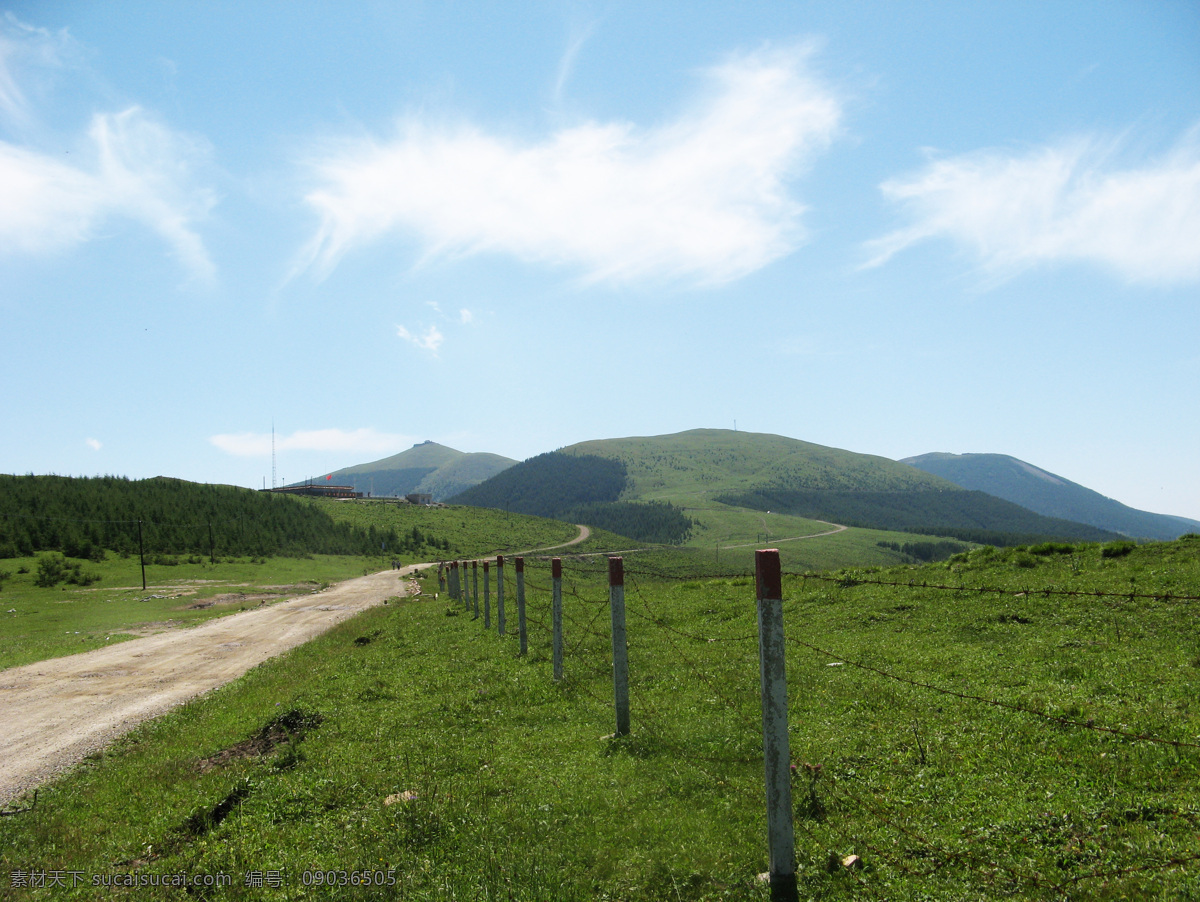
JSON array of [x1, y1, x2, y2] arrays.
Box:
[[209, 428, 414, 457], [85, 437, 101, 451], [0, 107, 216, 278], [459, 308, 473, 324], [0, 18, 216, 279], [865, 132, 1200, 285], [553, 20, 596, 105], [0, 14, 77, 131], [396, 323, 444, 354], [296, 43, 841, 286]]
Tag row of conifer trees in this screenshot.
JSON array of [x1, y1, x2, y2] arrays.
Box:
[[0, 475, 427, 560]]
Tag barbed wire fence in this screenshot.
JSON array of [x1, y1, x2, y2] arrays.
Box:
[[428, 549, 1200, 899]]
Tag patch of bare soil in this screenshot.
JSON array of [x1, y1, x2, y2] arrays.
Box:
[[182, 584, 321, 611], [194, 707, 323, 773]]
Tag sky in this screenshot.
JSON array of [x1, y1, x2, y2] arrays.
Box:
[[2, 1, 1198, 520]]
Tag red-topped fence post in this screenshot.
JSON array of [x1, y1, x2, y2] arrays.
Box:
[[496, 555, 506, 636], [756, 549, 797, 902], [483, 560, 491, 629], [552, 558, 564, 681], [461, 560, 471, 611], [516, 556, 528, 656], [609, 556, 630, 736], [472, 560, 480, 620]]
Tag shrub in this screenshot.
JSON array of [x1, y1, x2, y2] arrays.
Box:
[[1102, 541, 1137, 559], [66, 566, 101, 586], [1030, 542, 1074, 556], [35, 553, 69, 587]]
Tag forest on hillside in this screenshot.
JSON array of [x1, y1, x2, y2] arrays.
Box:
[[717, 487, 1123, 546], [0, 475, 426, 559], [451, 453, 693, 544]]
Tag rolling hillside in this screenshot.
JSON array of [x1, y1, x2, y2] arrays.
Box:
[[461, 429, 1122, 546], [450, 452, 694, 544], [904, 452, 1200, 541], [314, 441, 516, 500]]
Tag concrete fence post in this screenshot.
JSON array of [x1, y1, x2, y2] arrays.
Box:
[[461, 561, 470, 611], [496, 555, 506, 636], [609, 556, 630, 736], [552, 558, 563, 681], [449, 561, 460, 603], [472, 561, 480, 620], [516, 557, 528, 655], [755, 549, 797, 902], [483, 561, 491, 629], [438, 565, 445, 594]]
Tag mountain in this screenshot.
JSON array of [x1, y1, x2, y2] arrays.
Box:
[[455, 429, 1123, 546], [315, 441, 517, 501], [902, 453, 1200, 541], [450, 452, 694, 544]]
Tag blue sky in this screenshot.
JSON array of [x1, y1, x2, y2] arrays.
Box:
[[2, 1, 1198, 520]]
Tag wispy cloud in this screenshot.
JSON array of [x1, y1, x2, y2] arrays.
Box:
[[0, 108, 217, 279], [0, 14, 78, 132], [296, 43, 841, 286], [396, 323, 444, 354], [553, 20, 596, 105], [0, 18, 216, 279], [85, 437, 101, 451], [865, 131, 1200, 285], [209, 428, 414, 457]]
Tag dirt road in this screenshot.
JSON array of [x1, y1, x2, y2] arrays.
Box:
[[0, 566, 421, 808]]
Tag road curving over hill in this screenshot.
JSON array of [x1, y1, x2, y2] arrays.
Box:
[[0, 566, 424, 808]]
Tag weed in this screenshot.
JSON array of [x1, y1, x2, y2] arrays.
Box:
[[1102, 541, 1137, 558]]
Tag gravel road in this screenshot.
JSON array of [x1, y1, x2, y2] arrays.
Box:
[[0, 566, 422, 808]]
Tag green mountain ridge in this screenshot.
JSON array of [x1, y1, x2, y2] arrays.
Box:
[[305, 441, 517, 501], [903, 452, 1200, 541], [457, 429, 1124, 546]]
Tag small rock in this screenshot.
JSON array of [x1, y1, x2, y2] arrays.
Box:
[[383, 790, 420, 806], [842, 854, 863, 870]]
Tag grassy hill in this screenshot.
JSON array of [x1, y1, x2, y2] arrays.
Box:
[[904, 452, 1200, 540], [4, 536, 1197, 899], [461, 429, 1123, 548], [315, 441, 516, 501], [565, 428, 942, 499]]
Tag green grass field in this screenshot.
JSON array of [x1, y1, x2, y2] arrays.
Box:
[[0, 554, 374, 672], [304, 499, 581, 561], [0, 507, 583, 673], [2, 536, 1197, 900]]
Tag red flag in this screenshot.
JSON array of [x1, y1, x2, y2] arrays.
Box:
[[326, 474, 332, 480]]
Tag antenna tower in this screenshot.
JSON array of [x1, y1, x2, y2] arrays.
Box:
[[271, 421, 277, 490]]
